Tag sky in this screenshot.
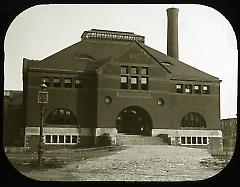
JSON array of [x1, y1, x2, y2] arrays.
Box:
[[4, 4, 238, 119]]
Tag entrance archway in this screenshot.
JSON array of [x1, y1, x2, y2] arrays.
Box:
[[116, 106, 152, 136]]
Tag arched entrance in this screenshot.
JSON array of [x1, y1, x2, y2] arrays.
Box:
[[116, 106, 152, 136]]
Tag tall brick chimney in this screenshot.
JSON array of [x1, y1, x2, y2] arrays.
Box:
[[167, 8, 179, 60]]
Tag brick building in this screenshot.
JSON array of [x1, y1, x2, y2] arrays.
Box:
[[4, 8, 223, 150], [221, 118, 237, 152]]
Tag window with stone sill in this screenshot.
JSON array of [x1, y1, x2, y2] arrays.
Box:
[[202, 85, 210, 94], [180, 136, 208, 145], [141, 67, 148, 75], [131, 66, 138, 74], [121, 76, 128, 89], [75, 79, 82, 88], [131, 76, 138, 90], [185, 84, 192, 94], [44, 135, 78, 144], [121, 66, 128, 74], [194, 85, 201, 94], [64, 78, 72, 88], [141, 77, 148, 90], [176, 84, 183, 93], [53, 77, 61, 87]]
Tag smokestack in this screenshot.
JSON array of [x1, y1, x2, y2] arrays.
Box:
[[167, 8, 179, 60]]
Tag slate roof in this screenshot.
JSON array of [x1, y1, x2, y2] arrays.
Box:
[[139, 44, 220, 81], [26, 29, 220, 82]]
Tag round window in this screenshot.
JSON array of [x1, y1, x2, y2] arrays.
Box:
[[104, 96, 112, 104], [157, 98, 164, 106]]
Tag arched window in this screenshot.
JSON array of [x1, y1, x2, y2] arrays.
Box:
[[46, 108, 77, 125], [181, 112, 206, 128]]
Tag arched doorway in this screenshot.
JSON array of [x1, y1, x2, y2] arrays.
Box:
[[116, 106, 152, 136]]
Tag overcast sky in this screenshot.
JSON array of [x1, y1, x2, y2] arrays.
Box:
[[4, 4, 237, 119]]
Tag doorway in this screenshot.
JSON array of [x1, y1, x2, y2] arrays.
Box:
[[116, 106, 152, 136]]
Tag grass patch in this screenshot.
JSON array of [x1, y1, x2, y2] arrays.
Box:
[[6, 146, 127, 172]]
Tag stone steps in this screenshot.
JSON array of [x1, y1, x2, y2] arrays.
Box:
[[116, 134, 169, 146]]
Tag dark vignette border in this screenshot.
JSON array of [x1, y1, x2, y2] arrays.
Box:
[[0, 0, 239, 187]]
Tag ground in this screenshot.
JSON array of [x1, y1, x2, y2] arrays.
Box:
[[5, 145, 228, 181]]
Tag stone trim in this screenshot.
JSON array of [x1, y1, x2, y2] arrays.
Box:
[[152, 129, 222, 138], [95, 128, 117, 137], [24, 127, 96, 136]]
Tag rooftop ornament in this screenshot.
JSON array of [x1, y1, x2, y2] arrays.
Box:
[[81, 29, 145, 43]]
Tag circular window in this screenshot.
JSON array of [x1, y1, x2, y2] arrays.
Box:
[[157, 98, 164, 106], [104, 96, 112, 104]]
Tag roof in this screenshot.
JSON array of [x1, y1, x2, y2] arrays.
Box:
[[26, 29, 220, 82], [140, 44, 220, 81]]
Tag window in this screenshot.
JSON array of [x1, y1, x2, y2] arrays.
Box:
[[46, 108, 77, 125], [75, 79, 82, 88], [131, 66, 138, 74], [141, 77, 148, 90], [180, 137, 208, 145], [45, 135, 51, 143], [44, 135, 78, 144], [181, 112, 207, 128], [194, 85, 201, 94], [121, 76, 128, 89], [52, 135, 58, 143], [121, 66, 128, 74], [176, 84, 183, 93], [59, 135, 64, 143], [187, 137, 191, 144], [203, 137, 208, 144], [66, 135, 71, 143], [203, 85, 210, 94], [197, 137, 202, 144], [131, 76, 138, 90], [192, 137, 196, 144], [53, 77, 61, 87], [64, 78, 72, 88], [72, 136, 78, 143], [42, 77, 50, 87], [185, 84, 192, 94], [181, 137, 186, 144], [141, 67, 148, 75]]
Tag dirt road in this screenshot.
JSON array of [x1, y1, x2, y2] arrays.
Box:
[[22, 145, 221, 181]]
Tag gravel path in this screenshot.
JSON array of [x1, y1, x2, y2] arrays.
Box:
[[70, 145, 220, 181]]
